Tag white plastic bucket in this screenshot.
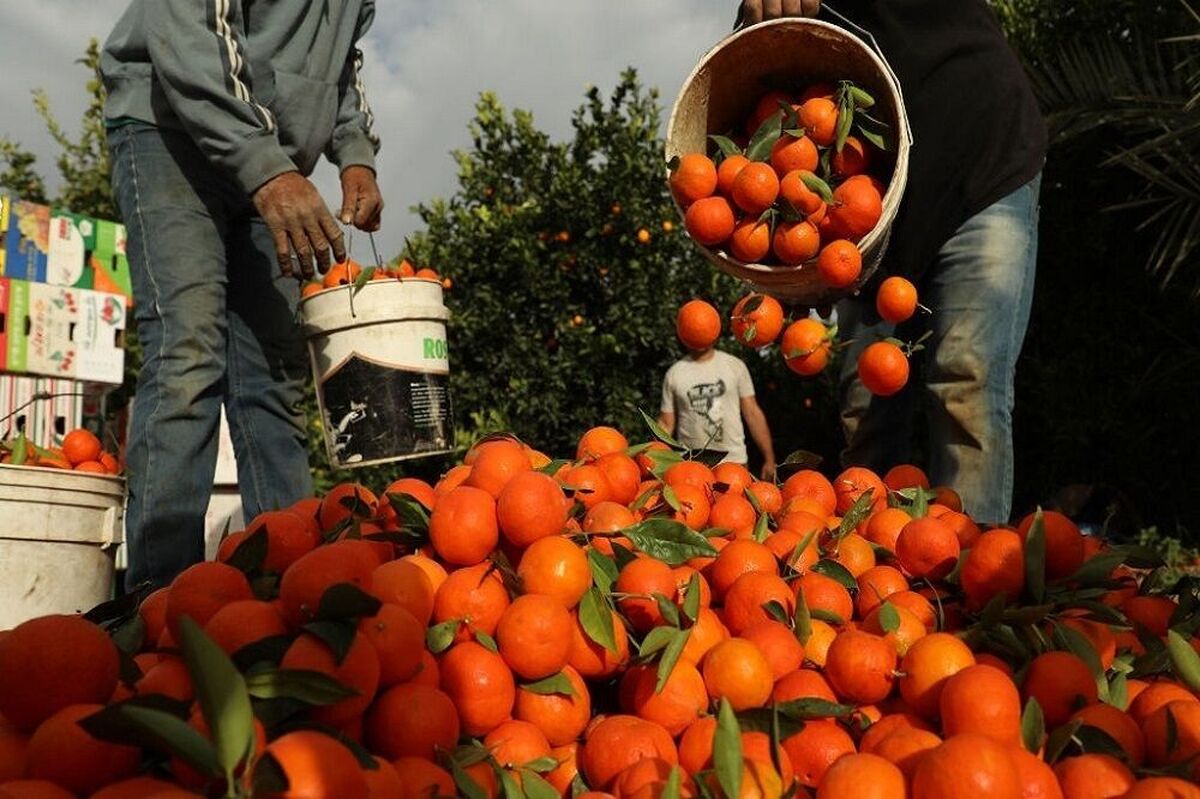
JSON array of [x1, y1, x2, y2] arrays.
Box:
[[300, 278, 454, 469], [0, 464, 125, 629]]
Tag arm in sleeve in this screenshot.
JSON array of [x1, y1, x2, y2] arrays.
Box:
[[144, 0, 296, 194], [326, 0, 381, 172]]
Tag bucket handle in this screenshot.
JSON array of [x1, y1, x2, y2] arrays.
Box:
[[732, 3, 915, 148]]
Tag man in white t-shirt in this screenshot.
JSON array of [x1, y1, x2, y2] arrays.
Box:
[[658, 347, 777, 480]]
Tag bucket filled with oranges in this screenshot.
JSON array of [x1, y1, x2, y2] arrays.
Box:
[[666, 17, 911, 305]]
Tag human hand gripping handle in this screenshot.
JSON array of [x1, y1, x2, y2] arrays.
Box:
[[252, 172, 347, 280], [738, 0, 821, 25], [339, 165, 384, 233]]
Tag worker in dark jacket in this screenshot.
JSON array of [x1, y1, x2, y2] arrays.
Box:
[[101, 0, 383, 587], [739, 0, 1047, 524]]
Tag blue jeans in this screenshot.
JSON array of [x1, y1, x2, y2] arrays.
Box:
[[109, 123, 313, 589], [837, 173, 1041, 524]]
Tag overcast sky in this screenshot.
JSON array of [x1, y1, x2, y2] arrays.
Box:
[[0, 1, 736, 259]]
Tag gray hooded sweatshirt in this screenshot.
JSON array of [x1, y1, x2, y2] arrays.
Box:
[[100, 0, 379, 196]]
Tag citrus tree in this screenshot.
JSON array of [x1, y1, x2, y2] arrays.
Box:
[[399, 69, 837, 461]]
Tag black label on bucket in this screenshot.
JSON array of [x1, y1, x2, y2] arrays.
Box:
[[320, 355, 454, 465]]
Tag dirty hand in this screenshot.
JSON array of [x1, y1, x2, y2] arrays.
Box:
[[739, 0, 821, 24], [339, 165, 384, 233], [761, 459, 778, 482], [252, 171, 346, 279]]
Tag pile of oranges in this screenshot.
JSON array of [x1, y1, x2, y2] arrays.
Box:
[[0, 428, 121, 475], [671, 81, 889, 292], [677, 294, 917, 398], [1, 424, 1199, 798], [301, 258, 451, 299]]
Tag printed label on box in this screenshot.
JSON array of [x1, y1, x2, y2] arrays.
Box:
[[75, 290, 126, 384], [93, 220, 133, 305], [4, 201, 50, 283], [0, 278, 8, 371], [48, 212, 94, 289], [6, 278, 28, 373], [25, 283, 78, 378]]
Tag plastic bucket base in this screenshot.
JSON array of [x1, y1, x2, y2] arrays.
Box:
[[301, 279, 455, 470]]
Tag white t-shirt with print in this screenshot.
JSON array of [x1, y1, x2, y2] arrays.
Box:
[[660, 350, 755, 464]]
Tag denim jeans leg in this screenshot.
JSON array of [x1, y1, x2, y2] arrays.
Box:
[[110, 125, 231, 589], [923, 174, 1041, 524], [837, 298, 917, 476], [223, 214, 314, 519]]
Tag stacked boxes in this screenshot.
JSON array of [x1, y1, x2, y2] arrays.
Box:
[[0, 376, 83, 445]]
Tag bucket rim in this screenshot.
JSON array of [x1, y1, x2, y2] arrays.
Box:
[[0, 462, 126, 488]]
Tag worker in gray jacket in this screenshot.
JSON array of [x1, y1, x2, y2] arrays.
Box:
[[101, 0, 383, 588]]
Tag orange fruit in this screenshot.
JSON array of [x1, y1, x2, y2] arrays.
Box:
[[61, 429, 102, 466], [898, 633, 976, 718], [833, 466, 887, 514], [670, 153, 719, 205], [0, 781, 77, 799], [773, 668, 838, 703], [431, 561, 510, 643], [25, 704, 140, 795], [466, 439, 532, 498], [135, 657, 194, 703], [357, 603, 425, 687], [361, 757, 403, 799], [780, 318, 832, 376], [827, 176, 883, 241], [577, 426, 628, 462], [701, 637, 774, 710], [317, 482, 378, 531], [831, 135, 871, 177], [280, 632, 380, 727], [817, 751, 904, 798], [440, 641, 517, 737], [679, 607, 729, 666], [515, 665, 591, 746], [714, 462, 755, 495], [497, 470, 568, 547], [0, 615, 119, 733], [794, 571, 854, 625], [798, 97, 838, 145], [392, 757, 454, 798], [321, 259, 362, 288], [1008, 747, 1063, 799], [855, 565, 909, 618], [781, 719, 856, 789], [729, 217, 772, 263], [741, 619, 806, 680], [773, 220, 822, 265], [861, 730, 940, 782], [203, 599, 288, 658], [685, 196, 736, 246], [1128, 682, 1197, 724], [911, 733, 1021, 799], [862, 508, 911, 553], [1142, 699, 1200, 767], [883, 464, 929, 491], [1016, 510, 1085, 582], [859, 712, 936, 753], [1023, 651, 1099, 728], [561, 463, 613, 510], [709, 538, 778, 599], [876, 277, 918, 324], [888, 590, 938, 631], [615, 557, 678, 633], [258, 730, 369, 798], [623, 661, 707, 737], [732, 162, 781, 215], [165, 560, 255, 637], [672, 483, 713, 530], [961, 529, 1025, 611], [804, 619, 839, 668], [770, 133, 819, 176], [857, 341, 909, 397], [939, 665, 1022, 746], [429, 485, 499, 565], [568, 606, 631, 679], [484, 719, 552, 768], [579, 715, 677, 791], [723, 572, 794, 635], [278, 540, 376, 627], [717, 154, 751, 197], [780, 169, 825, 214], [730, 293, 785, 348], [817, 239, 863, 288], [91, 776, 199, 798], [824, 630, 897, 704], [596, 453, 641, 505], [675, 299, 722, 351], [861, 602, 926, 656], [363, 682, 459, 761], [516, 536, 590, 609], [1052, 754, 1135, 799], [1121, 595, 1178, 638], [1121, 777, 1200, 799], [896, 516, 961, 580], [545, 744, 580, 796], [370, 558, 437, 625], [831, 531, 877, 577], [780, 471, 836, 517], [1071, 703, 1145, 766], [496, 594, 573, 680]]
